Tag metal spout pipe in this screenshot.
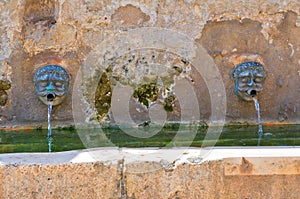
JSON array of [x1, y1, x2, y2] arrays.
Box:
[[247, 90, 257, 97], [46, 93, 56, 102]]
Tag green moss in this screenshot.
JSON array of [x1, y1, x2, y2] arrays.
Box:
[[0, 80, 11, 90], [162, 122, 180, 130], [60, 125, 76, 131], [94, 72, 112, 121], [197, 121, 208, 131], [225, 121, 250, 127], [35, 126, 43, 130], [0, 90, 8, 106], [105, 66, 113, 73], [133, 83, 158, 108], [163, 93, 176, 112]]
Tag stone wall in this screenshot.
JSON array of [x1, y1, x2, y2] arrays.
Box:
[[0, 0, 300, 127]]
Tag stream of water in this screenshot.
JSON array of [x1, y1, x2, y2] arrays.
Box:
[[252, 97, 263, 146], [47, 102, 53, 152]]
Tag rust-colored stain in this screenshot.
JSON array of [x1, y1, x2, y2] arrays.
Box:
[[239, 157, 253, 174], [5, 126, 35, 131], [39, 57, 63, 65]]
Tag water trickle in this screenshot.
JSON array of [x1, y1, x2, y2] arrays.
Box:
[[47, 101, 53, 152], [252, 97, 263, 146]]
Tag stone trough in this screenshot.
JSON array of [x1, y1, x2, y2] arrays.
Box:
[[0, 147, 300, 198]]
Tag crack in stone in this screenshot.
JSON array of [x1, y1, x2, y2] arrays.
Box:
[[117, 159, 127, 199]]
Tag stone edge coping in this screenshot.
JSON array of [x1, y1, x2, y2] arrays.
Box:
[[0, 147, 299, 175]]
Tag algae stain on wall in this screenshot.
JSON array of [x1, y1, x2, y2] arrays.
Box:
[[0, 79, 11, 106], [94, 72, 112, 121], [92, 49, 193, 122]]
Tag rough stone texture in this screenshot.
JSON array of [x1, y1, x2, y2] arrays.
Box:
[[0, 163, 120, 199], [1, 148, 300, 198], [125, 162, 225, 198], [0, 0, 299, 127]]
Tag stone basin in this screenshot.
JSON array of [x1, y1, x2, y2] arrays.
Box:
[[1, 147, 300, 198]]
